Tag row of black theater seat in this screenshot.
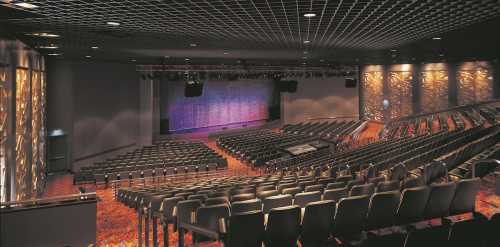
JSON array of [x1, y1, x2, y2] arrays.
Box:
[[280, 120, 363, 140], [117, 162, 492, 247], [74, 139, 227, 183]]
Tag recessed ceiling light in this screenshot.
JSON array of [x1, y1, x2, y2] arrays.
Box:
[[85, 55, 92, 58], [223, 52, 229, 55], [36, 45, 59, 49], [185, 58, 190, 61], [189, 43, 197, 47], [432, 37, 442, 40], [439, 54, 444, 57], [303, 51, 308, 54], [91, 46, 99, 49], [47, 53, 62, 56], [106, 21, 120, 26], [131, 59, 136, 62], [303, 40, 311, 44], [304, 13, 316, 17], [27, 32, 60, 38], [164, 55, 170, 58], [302, 56, 307, 59], [14, 2, 38, 9], [391, 49, 397, 52]]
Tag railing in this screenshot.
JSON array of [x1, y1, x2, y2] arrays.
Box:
[[0, 192, 96, 209]]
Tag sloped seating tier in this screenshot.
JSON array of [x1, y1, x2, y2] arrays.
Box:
[[75, 139, 227, 183], [280, 120, 364, 140], [121, 168, 494, 247]]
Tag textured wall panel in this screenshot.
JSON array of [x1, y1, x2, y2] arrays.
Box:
[[421, 70, 449, 112], [457, 62, 493, 105], [31, 71, 41, 195], [388, 71, 413, 119], [362, 71, 384, 121], [38, 71, 46, 194], [0, 66, 7, 202], [15, 68, 30, 200]]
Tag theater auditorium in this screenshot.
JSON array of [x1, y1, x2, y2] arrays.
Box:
[[1, 0, 500, 246]]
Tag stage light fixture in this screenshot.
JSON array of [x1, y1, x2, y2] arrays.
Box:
[[85, 55, 91, 58], [106, 21, 120, 26], [14, 2, 38, 9], [432, 37, 442, 40], [27, 32, 60, 38], [36, 45, 59, 49], [303, 40, 311, 44], [47, 53, 62, 56], [91, 46, 99, 49], [190, 43, 197, 47], [304, 13, 316, 17]]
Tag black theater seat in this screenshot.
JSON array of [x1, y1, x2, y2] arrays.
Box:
[[226, 211, 265, 247], [231, 199, 262, 214], [422, 182, 457, 220], [349, 183, 375, 197], [293, 191, 322, 208], [176, 199, 202, 231], [195, 204, 230, 243], [263, 194, 292, 214], [448, 216, 488, 247], [332, 195, 370, 240], [231, 193, 256, 202], [404, 224, 450, 247], [300, 200, 336, 247], [204, 196, 229, 206], [376, 180, 400, 193], [365, 191, 401, 231], [396, 186, 430, 225], [282, 187, 302, 196], [449, 178, 481, 216], [323, 187, 348, 202], [265, 205, 301, 247], [326, 182, 346, 190]]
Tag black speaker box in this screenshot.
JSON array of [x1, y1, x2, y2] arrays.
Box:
[[185, 80, 203, 97], [345, 78, 357, 88]]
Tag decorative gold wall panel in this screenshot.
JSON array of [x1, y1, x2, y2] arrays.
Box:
[[38, 71, 46, 194], [388, 71, 413, 119], [15, 68, 30, 200], [31, 71, 41, 194], [0, 66, 7, 202], [457, 63, 493, 105], [363, 71, 384, 121], [421, 70, 449, 112]]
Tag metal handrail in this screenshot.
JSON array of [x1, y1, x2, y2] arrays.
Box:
[[0, 192, 97, 208]]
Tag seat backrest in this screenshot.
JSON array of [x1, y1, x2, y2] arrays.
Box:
[[187, 194, 208, 202], [448, 216, 488, 247], [294, 191, 322, 208], [205, 196, 229, 206], [376, 180, 400, 193], [423, 182, 457, 220], [175, 192, 193, 199], [305, 184, 324, 193], [231, 193, 256, 202], [277, 182, 298, 193], [282, 187, 302, 196], [257, 190, 279, 199], [263, 195, 293, 214], [231, 199, 262, 214], [350, 183, 375, 197], [323, 187, 348, 202], [333, 195, 370, 237], [367, 176, 385, 186], [405, 224, 451, 247], [396, 186, 431, 225], [226, 211, 265, 247], [326, 182, 346, 190], [300, 200, 336, 246], [256, 185, 276, 193], [195, 204, 230, 242], [449, 178, 480, 216], [176, 199, 202, 225], [265, 205, 301, 247], [347, 179, 365, 190], [365, 191, 401, 230], [335, 175, 353, 184], [162, 196, 185, 221], [390, 163, 407, 181], [401, 177, 424, 190]]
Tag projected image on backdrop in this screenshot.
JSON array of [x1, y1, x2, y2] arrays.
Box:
[[167, 79, 273, 132]]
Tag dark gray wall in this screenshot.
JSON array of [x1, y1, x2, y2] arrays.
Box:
[[282, 77, 359, 124], [47, 59, 139, 171]]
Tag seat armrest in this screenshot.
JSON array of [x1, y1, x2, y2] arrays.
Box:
[[179, 222, 221, 240]]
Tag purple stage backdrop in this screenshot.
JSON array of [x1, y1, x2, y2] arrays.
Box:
[[167, 79, 273, 131]]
